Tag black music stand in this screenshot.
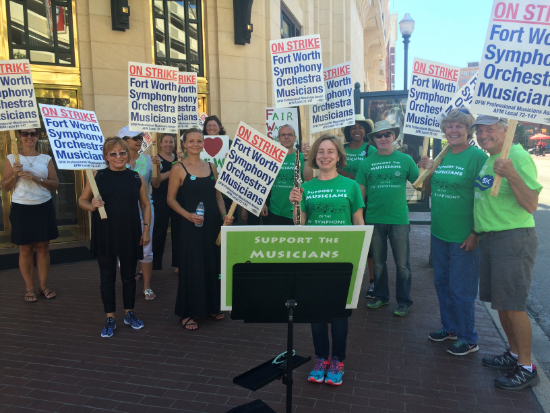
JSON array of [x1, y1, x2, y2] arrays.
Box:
[[230, 262, 353, 413]]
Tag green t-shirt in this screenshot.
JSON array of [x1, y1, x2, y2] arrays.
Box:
[[474, 144, 542, 233], [431, 145, 487, 243], [300, 175, 365, 226], [355, 151, 419, 225], [269, 151, 304, 219], [342, 142, 377, 175]]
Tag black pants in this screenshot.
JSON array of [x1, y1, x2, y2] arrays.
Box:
[[98, 254, 138, 313], [266, 212, 294, 226], [152, 198, 179, 270]]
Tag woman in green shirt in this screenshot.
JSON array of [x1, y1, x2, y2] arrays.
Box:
[[289, 134, 364, 386]]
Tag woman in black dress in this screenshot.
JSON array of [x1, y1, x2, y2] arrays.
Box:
[[78, 137, 151, 338], [167, 128, 233, 330]]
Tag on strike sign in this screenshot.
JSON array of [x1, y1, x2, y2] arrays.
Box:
[[470, 0, 550, 123], [39, 104, 105, 170], [0, 59, 40, 131], [216, 122, 288, 216], [270, 34, 325, 108], [178, 72, 199, 129], [128, 62, 178, 133], [403, 58, 459, 138]]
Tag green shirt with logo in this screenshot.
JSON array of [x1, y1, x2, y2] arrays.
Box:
[[269, 151, 304, 219], [300, 175, 364, 226], [474, 144, 541, 233], [355, 151, 419, 225], [342, 142, 377, 175], [431, 145, 487, 243]]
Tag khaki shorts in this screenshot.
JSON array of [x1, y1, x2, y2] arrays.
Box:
[[479, 228, 538, 311]]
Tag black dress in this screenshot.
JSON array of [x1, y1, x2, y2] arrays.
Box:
[[174, 162, 222, 319], [90, 168, 143, 260]]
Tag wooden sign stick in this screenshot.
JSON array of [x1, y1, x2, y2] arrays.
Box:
[[9, 130, 20, 164], [418, 137, 430, 175], [412, 144, 452, 190], [177, 130, 182, 154], [152, 133, 159, 178], [490, 119, 518, 197], [85, 169, 107, 219], [215, 201, 238, 246]]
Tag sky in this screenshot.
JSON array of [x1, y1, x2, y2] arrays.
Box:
[[390, 0, 494, 90]]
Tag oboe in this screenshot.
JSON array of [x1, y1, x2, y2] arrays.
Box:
[[293, 141, 303, 226]]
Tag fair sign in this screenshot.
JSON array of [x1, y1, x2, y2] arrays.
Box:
[[39, 104, 105, 170], [0, 59, 40, 131], [470, 0, 550, 123], [220, 226, 373, 311], [178, 72, 199, 129], [403, 58, 460, 138], [128, 62, 178, 133], [265, 107, 299, 142], [215, 122, 288, 217], [270, 34, 325, 108], [200, 135, 229, 173], [310, 62, 355, 133]]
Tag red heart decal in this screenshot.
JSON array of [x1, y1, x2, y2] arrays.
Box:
[[204, 137, 223, 157]]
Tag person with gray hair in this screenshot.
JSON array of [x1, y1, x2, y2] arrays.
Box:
[[472, 115, 542, 390], [418, 108, 487, 356]]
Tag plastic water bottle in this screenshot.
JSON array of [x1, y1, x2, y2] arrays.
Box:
[[195, 202, 205, 227]]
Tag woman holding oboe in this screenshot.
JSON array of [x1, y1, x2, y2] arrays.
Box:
[[289, 134, 364, 386]]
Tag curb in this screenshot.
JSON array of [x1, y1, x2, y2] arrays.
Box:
[[483, 301, 550, 413]]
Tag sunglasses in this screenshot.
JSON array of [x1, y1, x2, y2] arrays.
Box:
[[123, 135, 144, 142], [20, 132, 38, 137], [373, 132, 393, 139], [107, 151, 128, 158]]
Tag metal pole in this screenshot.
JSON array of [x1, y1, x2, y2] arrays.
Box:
[[403, 34, 411, 89], [285, 300, 295, 413]]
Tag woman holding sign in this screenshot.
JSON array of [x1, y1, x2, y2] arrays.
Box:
[[289, 134, 364, 386], [2, 128, 59, 302], [78, 137, 151, 338], [167, 128, 233, 331]]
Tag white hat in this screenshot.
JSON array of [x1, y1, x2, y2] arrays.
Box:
[[117, 126, 143, 139]]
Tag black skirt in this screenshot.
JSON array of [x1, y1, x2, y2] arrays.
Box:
[[10, 199, 59, 245]]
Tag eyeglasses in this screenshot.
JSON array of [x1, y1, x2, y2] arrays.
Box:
[[123, 135, 144, 142], [373, 132, 393, 139], [20, 132, 38, 138], [279, 133, 295, 138], [107, 151, 128, 158]]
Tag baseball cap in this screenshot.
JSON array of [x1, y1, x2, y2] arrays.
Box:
[[117, 126, 143, 138], [471, 115, 508, 128]]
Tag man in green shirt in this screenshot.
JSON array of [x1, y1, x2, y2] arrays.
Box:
[[473, 115, 542, 391], [355, 120, 419, 317]]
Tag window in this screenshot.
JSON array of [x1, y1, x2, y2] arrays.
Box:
[[7, 0, 75, 66], [153, 0, 204, 76], [281, 4, 301, 38]]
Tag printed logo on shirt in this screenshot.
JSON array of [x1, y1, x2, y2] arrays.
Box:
[[395, 171, 400, 177], [474, 175, 494, 191]]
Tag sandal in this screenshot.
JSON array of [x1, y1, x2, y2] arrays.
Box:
[[135, 271, 143, 281], [144, 289, 156, 300], [25, 291, 37, 302], [180, 317, 198, 330], [210, 313, 225, 321], [39, 288, 56, 299]]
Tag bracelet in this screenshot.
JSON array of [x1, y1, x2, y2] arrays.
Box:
[[471, 230, 481, 236], [144, 223, 151, 226], [222, 213, 227, 216]]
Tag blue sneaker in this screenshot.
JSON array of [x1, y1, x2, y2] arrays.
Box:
[[308, 356, 330, 383], [124, 311, 144, 329], [325, 357, 344, 386], [101, 317, 116, 338]]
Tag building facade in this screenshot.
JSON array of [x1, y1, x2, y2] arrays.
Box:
[[0, 0, 391, 248], [458, 61, 478, 87]]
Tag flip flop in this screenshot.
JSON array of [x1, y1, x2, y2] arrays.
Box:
[[180, 317, 198, 331], [210, 313, 225, 321], [39, 288, 56, 299]]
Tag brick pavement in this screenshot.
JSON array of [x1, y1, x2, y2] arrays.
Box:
[[0, 225, 543, 413]]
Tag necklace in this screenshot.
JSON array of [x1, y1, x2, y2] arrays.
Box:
[[20, 153, 38, 168]]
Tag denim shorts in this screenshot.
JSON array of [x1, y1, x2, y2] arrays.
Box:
[[479, 228, 538, 311]]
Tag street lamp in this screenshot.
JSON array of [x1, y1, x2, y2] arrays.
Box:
[[399, 13, 415, 90]]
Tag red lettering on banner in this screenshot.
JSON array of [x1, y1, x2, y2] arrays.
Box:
[[286, 37, 320, 52], [492, 2, 550, 24], [41, 107, 58, 117], [0, 62, 30, 75], [237, 126, 252, 141], [139, 66, 177, 80], [324, 64, 351, 81], [179, 74, 197, 84], [58, 108, 97, 122]]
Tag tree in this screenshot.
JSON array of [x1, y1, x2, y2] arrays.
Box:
[[514, 123, 529, 149]]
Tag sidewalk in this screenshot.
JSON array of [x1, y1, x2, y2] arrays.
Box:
[[0, 225, 544, 413]]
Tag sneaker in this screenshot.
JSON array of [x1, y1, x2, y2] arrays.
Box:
[[428, 328, 457, 342], [325, 357, 344, 386], [393, 305, 410, 317], [482, 349, 518, 370], [365, 282, 375, 299], [447, 341, 479, 356], [494, 364, 540, 391], [124, 311, 144, 330], [367, 298, 389, 309], [101, 317, 116, 338], [308, 356, 330, 383]]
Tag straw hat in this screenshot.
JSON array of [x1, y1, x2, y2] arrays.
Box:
[[342, 114, 375, 140], [366, 120, 400, 144]]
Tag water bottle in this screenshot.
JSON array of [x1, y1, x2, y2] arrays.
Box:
[[195, 202, 205, 227]]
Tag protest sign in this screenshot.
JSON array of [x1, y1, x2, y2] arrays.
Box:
[[265, 107, 299, 141], [128, 62, 178, 134], [437, 73, 478, 124], [198, 112, 207, 128], [270, 34, 325, 108], [200, 135, 229, 173], [310, 62, 355, 133], [138, 132, 153, 154], [178, 72, 199, 129], [220, 226, 373, 310], [215, 122, 288, 217], [0, 59, 40, 131], [403, 58, 459, 138]]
